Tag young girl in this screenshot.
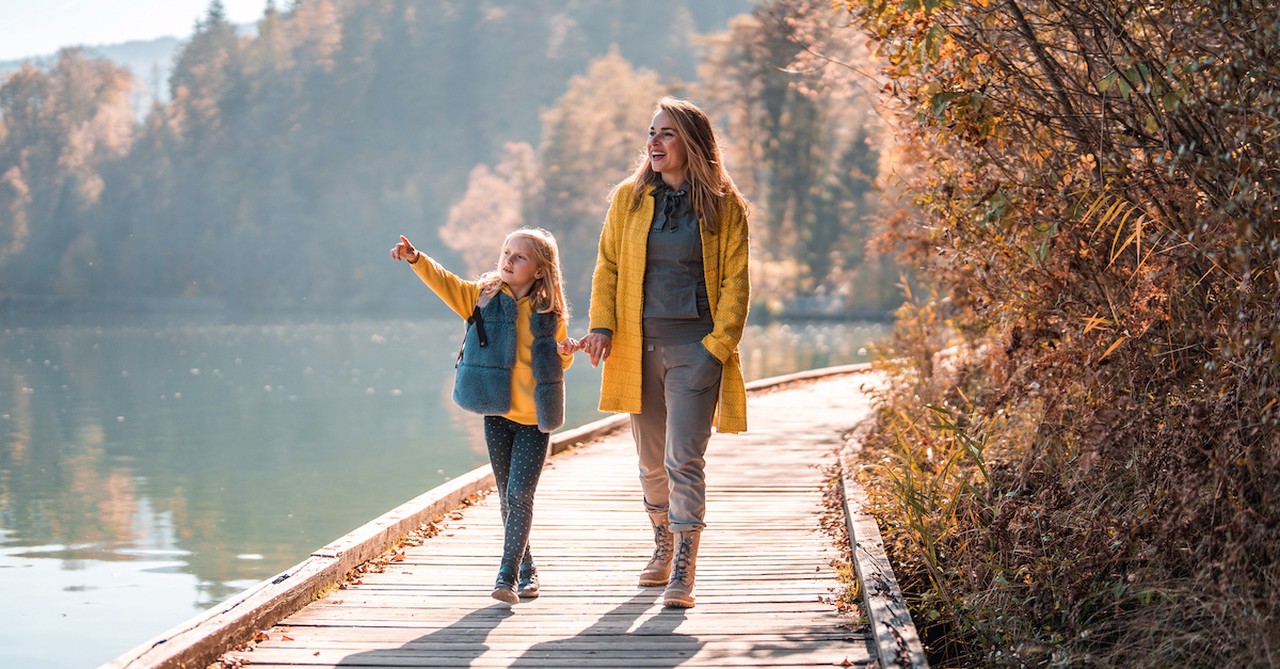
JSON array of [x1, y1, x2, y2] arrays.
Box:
[[390, 228, 576, 604]]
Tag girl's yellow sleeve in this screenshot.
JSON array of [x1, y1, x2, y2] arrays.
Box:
[[408, 255, 482, 319]]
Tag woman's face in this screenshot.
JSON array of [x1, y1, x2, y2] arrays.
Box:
[[648, 110, 688, 186]]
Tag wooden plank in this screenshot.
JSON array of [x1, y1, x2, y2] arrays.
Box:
[[238, 646, 871, 668], [253, 627, 854, 643]]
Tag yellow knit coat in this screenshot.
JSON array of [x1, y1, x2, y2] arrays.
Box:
[[588, 181, 750, 433]]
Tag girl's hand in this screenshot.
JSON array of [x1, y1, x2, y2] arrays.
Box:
[[390, 235, 420, 263], [557, 337, 580, 356]]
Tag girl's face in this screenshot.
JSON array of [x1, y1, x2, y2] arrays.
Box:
[[499, 236, 543, 298], [648, 110, 688, 186]]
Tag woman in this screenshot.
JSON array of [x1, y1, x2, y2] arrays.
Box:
[[578, 97, 750, 608]]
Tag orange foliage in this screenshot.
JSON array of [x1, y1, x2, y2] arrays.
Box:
[[838, 0, 1280, 665]]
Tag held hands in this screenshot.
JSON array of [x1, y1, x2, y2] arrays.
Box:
[[558, 334, 611, 367], [578, 332, 612, 368], [389, 235, 420, 263], [557, 337, 579, 356]]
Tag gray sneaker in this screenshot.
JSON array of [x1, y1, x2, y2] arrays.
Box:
[[518, 567, 540, 598], [491, 575, 518, 604]]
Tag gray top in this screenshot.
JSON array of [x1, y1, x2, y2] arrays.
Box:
[[642, 182, 714, 344]]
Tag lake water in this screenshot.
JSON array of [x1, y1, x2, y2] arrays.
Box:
[[0, 314, 884, 668]]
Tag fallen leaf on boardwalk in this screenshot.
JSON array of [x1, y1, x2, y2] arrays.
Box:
[[282, 634, 294, 641], [391, 552, 405, 562], [254, 632, 269, 642], [837, 658, 853, 667]]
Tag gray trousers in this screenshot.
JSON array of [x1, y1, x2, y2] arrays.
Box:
[[630, 339, 723, 533]]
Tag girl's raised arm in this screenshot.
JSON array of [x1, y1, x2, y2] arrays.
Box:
[[390, 235, 420, 263]]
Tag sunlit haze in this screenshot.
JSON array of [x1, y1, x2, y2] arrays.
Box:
[[0, 0, 267, 61]]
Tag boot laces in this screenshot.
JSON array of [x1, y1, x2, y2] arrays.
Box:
[[650, 524, 673, 563], [670, 536, 695, 583]]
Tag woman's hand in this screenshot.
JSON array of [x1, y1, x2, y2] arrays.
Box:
[[390, 235, 420, 263], [579, 332, 612, 368]]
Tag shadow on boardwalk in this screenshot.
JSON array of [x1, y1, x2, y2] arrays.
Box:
[[508, 591, 699, 668], [334, 604, 516, 667], [335, 591, 704, 668]]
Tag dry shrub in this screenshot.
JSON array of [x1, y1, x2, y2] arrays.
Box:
[[837, 0, 1280, 665]]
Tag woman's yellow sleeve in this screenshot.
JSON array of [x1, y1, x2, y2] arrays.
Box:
[[588, 187, 628, 334], [704, 201, 751, 362]]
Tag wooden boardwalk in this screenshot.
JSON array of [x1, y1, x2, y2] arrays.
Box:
[[217, 371, 883, 668]]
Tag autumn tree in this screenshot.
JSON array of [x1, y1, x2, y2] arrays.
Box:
[[701, 0, 891, 315], [531, 50, 670, 296], [439, 142, 542, 278], [0, 50, 136, 297], [441, 50, 670, 306]]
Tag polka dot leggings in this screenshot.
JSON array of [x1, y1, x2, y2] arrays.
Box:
[[484, 415, 549, 583]]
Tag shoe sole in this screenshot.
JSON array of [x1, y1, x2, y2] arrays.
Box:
[[638, 577, 669, 586], [662, 597, 695, 608], [491, 588, 519, 604], [519, 588, 540, 598]]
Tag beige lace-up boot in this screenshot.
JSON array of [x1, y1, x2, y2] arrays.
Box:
[[638, 511, 674, 586], [662, 530, 700, 608]]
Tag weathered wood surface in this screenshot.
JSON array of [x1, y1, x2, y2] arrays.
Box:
[[104, 366, 928, 669], [215, 370, 886, 669]]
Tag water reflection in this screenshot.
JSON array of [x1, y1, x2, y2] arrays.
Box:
[[0, 316, 882, 668], [740, 321, 881, 380]]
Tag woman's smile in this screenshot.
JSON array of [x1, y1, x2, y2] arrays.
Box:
[[647, 110, 687, 186]]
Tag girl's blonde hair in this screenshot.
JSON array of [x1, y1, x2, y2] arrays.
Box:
[[620, 96, 749, 234], [477, 227, 571, 318]]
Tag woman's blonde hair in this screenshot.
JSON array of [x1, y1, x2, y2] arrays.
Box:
[[477, 227, 571, 318], [621, 96, 749, 234]]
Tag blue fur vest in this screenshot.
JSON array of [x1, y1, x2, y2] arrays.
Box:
[[452, 291, 565, 432]]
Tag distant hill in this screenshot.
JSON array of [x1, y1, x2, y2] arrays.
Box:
[[0, 24, 256, 107], [1, 36, 177, 103]]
